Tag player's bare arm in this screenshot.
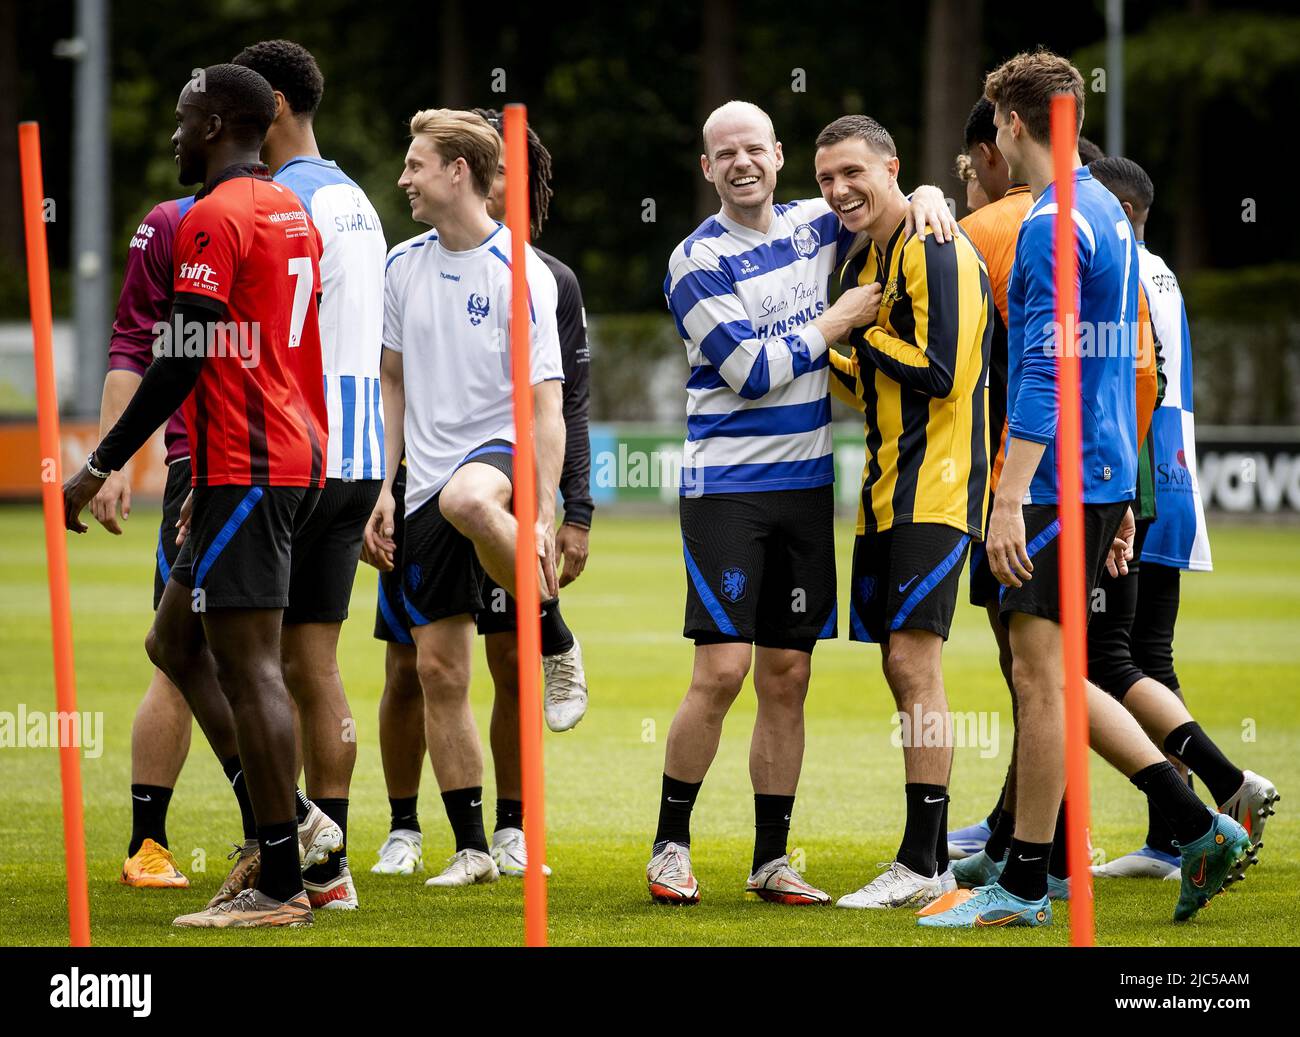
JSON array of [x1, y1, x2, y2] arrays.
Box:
[[365, 345, 406, 570], [1105, 504, 1136, 578], [533, 378, 565, 600], [986, 436, 1046, 587]]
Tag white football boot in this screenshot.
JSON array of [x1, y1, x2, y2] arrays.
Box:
[[424, 848, 499, 887], [305, 865, 359, 910], [1091, 845, 1180, 879], [836, 860, 957, 909], [371, 829, 424, 876], [297, 802, 344, 869], [491, 827, 552, 878], [745, 855, 831, 905], [647, 841, 700, 905], [1219, 770, 1279, 887], [542, 639, 588, 732]]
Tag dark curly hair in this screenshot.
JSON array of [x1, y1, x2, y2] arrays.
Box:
[[474, 107, 554, 238], [231, 39, 324, 118]]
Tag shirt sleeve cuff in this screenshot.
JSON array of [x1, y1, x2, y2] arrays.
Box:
[[799, 323, 827, 359], [1007, 424, 1055, 446], [107, 352, 149, 376], [562, 500, 594, 528]]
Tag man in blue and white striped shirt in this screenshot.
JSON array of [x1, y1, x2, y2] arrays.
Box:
[[232, 40, 389, 910], [647, 100, 956, 908]]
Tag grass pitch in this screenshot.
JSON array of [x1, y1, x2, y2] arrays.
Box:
[[1, 505, 1296, 946]]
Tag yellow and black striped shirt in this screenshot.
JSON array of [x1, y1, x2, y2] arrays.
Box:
[[829, 220, 993, 537]]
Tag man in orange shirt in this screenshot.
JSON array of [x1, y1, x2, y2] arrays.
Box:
[[944, 98, 1035, 864]]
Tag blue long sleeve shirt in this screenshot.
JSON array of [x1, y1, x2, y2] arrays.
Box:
[[1006, 168, 1139, 505]]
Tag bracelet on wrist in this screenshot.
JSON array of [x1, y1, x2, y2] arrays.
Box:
[[86, 451, 111, 480]]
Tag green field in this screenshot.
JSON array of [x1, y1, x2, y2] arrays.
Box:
[[1, 505, 1297, 946]]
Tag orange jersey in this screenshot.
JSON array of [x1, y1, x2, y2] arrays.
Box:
[[959, 185, 1032, 492], [1135, 284, 1157, 446]]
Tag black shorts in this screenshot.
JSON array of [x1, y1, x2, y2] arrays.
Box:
[[476, 575, 518, 636], [169, 484, 321, 610], [679, 485, 836, 650], [374, 443, 515, 641], [284, 478, 382, 625], [1132, 558, 1182, 692], [1088, 518, 1151, 700], [998, 501, 1129, 627], [153, 458, 192, 610], [374, 467, 414, 644], [850, 522, 972, 643], [967, 500, 999, 608]]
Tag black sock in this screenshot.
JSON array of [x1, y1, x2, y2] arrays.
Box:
[[303, 797, 348, 883], [1164, 722, 1243, 807], [984, 782, 1007, 829], [128, 784, 173, 857], [752, 794, 795, 872], [1048, 804, 1070, 879], [254, 819, 303, 903], [540, 598, 575, 656], [936, 795, 950, 874], [1131, 762, 1213, 848], [495, 797, 524, 833], [653, 774, 702, 852], [295, 787, 311, 825], [221, 755, 258, 842], [897, 783, 946, 878], [985, 809, 1015, 861], [1144, 774, 1186, 857], [998, 837, 1052, 901], [441, 787, 489, 853], [390, 795, 420, 833]]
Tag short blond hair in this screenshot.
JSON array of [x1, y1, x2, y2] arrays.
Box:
[[409, 108, 500, 197]]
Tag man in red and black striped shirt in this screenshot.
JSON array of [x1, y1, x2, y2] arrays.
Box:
[[64, 63, 328, 928]]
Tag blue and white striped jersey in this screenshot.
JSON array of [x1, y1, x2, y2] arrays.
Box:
[[665, 198, 855, 496], [275, 156, 387, 481], [1138, 244, 1211, 571]]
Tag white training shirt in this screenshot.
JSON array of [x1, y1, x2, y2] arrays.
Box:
[[274, 156, 388, 481], [383, 223, 564, 516]]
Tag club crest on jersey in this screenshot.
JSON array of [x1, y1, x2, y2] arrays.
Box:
[[720, 567, 747, 603], [791, 223, 820, 259], [467, 293, 491, 326]]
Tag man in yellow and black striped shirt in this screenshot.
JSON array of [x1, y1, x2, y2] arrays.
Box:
[[815, 114, 992, 909]]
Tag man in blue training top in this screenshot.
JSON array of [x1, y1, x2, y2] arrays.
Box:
[[921, 49, 1250, 930]]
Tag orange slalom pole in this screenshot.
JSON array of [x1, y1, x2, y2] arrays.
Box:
[[18, 121, 92, 947], [1050, 95, 1094, 947], [504, 104, 547, 947]]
